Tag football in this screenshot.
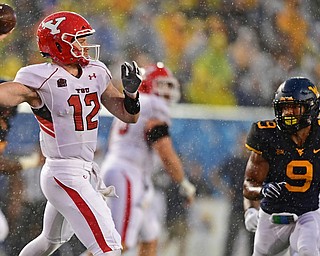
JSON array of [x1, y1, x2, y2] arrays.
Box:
[[0, 3, 16, 35]]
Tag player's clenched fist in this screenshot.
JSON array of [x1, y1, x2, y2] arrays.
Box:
[[261, 182, 286, 199]]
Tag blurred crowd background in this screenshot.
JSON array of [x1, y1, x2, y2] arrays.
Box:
[[1, 0, 320, 107]]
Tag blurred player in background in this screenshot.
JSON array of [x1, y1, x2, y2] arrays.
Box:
[[212, 132, 254, 256], [0, 93, 23, 246], [0, 10, 142, 256], [243, 77, 320, 255], [0, 3, 23, 252], [101, 62, 196, 256]]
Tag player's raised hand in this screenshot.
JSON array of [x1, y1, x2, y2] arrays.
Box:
[[261, 181, 286, 199], [121, 61, 142, 94]]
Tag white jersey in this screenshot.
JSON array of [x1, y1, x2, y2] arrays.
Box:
[[103, 93, 171, 173], [101, 93, 170, 248], [14, 60, 111, 162]]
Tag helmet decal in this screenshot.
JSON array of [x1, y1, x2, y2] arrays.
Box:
[[41, 17, 66, 35], [308, 85, 320, 98]]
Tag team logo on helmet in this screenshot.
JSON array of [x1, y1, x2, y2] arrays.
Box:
[[308, 85, 320, 98], [41, 17, 66, 35]]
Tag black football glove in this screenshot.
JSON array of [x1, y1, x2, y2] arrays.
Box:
[[261, 182, 286, 199], [121, 61, 142, 94]]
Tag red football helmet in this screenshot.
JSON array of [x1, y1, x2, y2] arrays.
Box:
[[37, 11, 100, 66], [139, 62, 181, 103]]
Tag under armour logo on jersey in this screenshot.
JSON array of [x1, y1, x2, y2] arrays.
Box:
[[41, 17, 66, 35], [57, 78, 67, 87], [89, 73, 96, 80]]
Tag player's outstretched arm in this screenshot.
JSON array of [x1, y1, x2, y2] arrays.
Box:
[[0, 81, 39, 107], [154, 136, 196, 203], [147, 120, 196, 203]]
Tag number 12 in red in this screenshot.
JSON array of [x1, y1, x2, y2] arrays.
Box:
[[68, 92, 100, 131]]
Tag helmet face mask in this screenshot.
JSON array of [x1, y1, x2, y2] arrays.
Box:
[[62, 31, 100, 62], [273, 77, 320, 134], [139, 62, 181, 103], [37, 11, 100, 66], [152, 77, 181, 103]]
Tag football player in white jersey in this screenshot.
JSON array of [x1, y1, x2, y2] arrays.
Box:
[[0, 11, 142, 256], [100, 62, 196, 256]]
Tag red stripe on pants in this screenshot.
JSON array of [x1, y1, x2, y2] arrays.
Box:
[[121, 175, 132, 243], [54, 177, 112, 253]]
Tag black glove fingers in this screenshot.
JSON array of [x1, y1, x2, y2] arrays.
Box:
[[132, 61, 140, 75], [278, 182, 286, 188], [269, 184, 280, 197], [272, 183, 282, 190], [125, 62, 133, 73], [121, 60, 142, 94], [121, 64, 127, 79], [262, 181, 286, 199], [270, 183, 280, 192]]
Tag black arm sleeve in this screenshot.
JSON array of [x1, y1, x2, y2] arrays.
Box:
[[146, 124, 170, 145]]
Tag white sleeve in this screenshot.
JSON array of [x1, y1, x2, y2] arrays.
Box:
[[151, 96, 171, 125], [14, 65, 49, 89]]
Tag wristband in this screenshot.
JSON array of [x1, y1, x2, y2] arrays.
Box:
[[123, 90, 140, 115], [124, 90, 137, 98]]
